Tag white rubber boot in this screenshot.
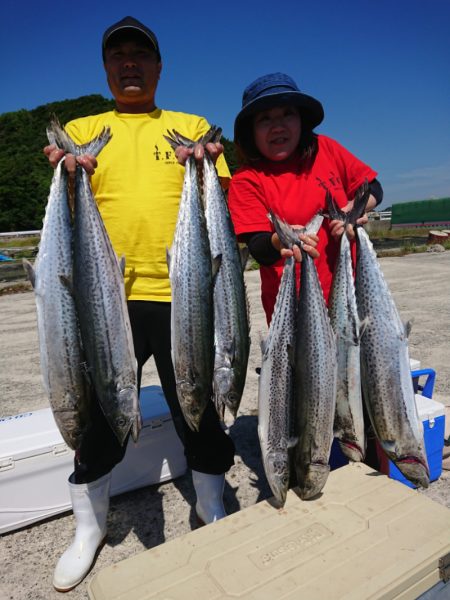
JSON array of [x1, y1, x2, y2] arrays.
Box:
[[53, 472, 111, 592], [192, 470, 226, 525]]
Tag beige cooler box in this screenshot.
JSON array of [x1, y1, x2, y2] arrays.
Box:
[[0, 385, 187, 534], [88, 463, 450, 600]]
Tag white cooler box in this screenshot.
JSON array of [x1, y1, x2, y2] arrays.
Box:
[[0, 385, 187, 535]]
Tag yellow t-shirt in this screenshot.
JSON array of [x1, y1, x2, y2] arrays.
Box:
[[65, 109, 231, 301]]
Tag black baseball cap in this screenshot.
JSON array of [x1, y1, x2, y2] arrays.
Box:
[[102, 16, 161, 62]]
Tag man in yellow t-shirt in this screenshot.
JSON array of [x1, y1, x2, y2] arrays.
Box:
[[45, 16, 234, 592]]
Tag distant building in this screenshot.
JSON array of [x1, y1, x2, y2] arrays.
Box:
[[391, 197, 450, 228]]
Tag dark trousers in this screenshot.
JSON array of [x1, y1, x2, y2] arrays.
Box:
[[73, 300, 235, 483]]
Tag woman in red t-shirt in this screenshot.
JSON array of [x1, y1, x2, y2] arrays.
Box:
[[228, 72, 383, 324]]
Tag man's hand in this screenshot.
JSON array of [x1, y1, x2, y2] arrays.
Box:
[[175, 142, 224, 166], [43, 145, 98, 177]]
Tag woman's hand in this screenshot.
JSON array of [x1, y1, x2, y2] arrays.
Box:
[[271, 230, 320, 262], [43, 145, 97, 177], [329, 193, 377, 241]]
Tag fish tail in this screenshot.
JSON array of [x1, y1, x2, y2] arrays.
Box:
[[164, 125, 221, 151], [47, 116, 112, 158], [325, 190, 347, 222], [347, 179, 371, 225]]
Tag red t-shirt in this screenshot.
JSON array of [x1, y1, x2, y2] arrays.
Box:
[[228, 135, 377, 323]]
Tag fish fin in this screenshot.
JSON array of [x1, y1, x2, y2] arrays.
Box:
[[347, 179, 370, 225], [325, 190, 346, 222], [304, 212, 324, 236], [46, 115, 77, 154], [405, 319, 414, 338], [239, 246, 250, 271], [223, 411, 235, 429], [118, 255, 126, 276], [226, 338, 236, 363], [82, 127, 112, 157], [287, 343, 296, 369], [164, 126, 220, 150], [288, 437, 299, 449], [59, 274, 74, 295], [47, 116, 112, 158], [378, 439, 397, 456], [260, 337, 268, 356], [199, 125, 222, 146], [212, 253, 222, 280], [267, 210, 299, 249], [22, 259, 36, 288], [131, 412, 142, 444], [163, 129, 195, 150], [358, 316, 370, 341], [269, 210, 323, 248]]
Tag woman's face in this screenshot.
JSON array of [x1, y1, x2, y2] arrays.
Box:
[[253, 105, 301, 162]]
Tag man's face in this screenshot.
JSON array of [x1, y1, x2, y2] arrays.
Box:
[[104, 34, 162, 111]]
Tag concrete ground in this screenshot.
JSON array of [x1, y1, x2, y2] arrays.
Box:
[[1, 250, 449, 600]]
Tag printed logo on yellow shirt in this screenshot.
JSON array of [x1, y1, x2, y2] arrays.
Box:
[[153, 143, 177, 165]]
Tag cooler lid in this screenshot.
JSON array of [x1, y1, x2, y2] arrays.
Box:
[[415, 394, 445, 420], [0, 386, 172, 462], [87, 463, 450, 600], [0, 409, 67, 462], [410, 358, 421, 371]]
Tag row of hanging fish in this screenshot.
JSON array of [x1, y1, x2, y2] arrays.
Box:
[[164, 126, 250, 431], [24, 118, 141, 450], [259, 213, 337, 505], [260, 182, 429, 507]]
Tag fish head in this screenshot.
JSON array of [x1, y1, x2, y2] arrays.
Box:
[[296, 463, 330, 500], [265, 451, 290, 507], [394, 456, 430, 489], [177, 381, 204, 432], [213, 367, 241, 418], [113, 385, 140, 445]]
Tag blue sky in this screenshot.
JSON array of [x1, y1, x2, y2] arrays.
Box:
[[1, 0, 449, 209]]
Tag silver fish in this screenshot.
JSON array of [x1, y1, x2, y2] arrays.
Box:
[[202, 141, 250, 424], [165, 131, 218, 432], [354, 205, 429, 487], [49, 118, 141, 446], [272, 212, 337, 500], [326, 191, 366, 462], [23, 150, 90, 450], [72, 139, 141, 445], [258, 255, 297, 506]]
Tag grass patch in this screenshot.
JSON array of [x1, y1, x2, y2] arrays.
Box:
[[246, 257, 261, 271], [369, 227, 436, 240], [0, 236, 40, 248]]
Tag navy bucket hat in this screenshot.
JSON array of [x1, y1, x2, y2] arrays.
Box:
[[102, 16, 161, 62], [234, 73, 324, 147]]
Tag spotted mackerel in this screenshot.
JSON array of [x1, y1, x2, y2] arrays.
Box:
[[258, 254, 297, 506], [352, 185, 429, 487], [49, 119, 141, 446], [165, 130, 219, 432], [326, 190, 366, 462], [271, 212, 337, 500], [23, 148, 90, 450], [202, 132, 250, 423]]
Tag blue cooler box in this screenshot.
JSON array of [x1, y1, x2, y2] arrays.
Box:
[[330, 394, 446, 490], [380, 394, 446, 488]]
